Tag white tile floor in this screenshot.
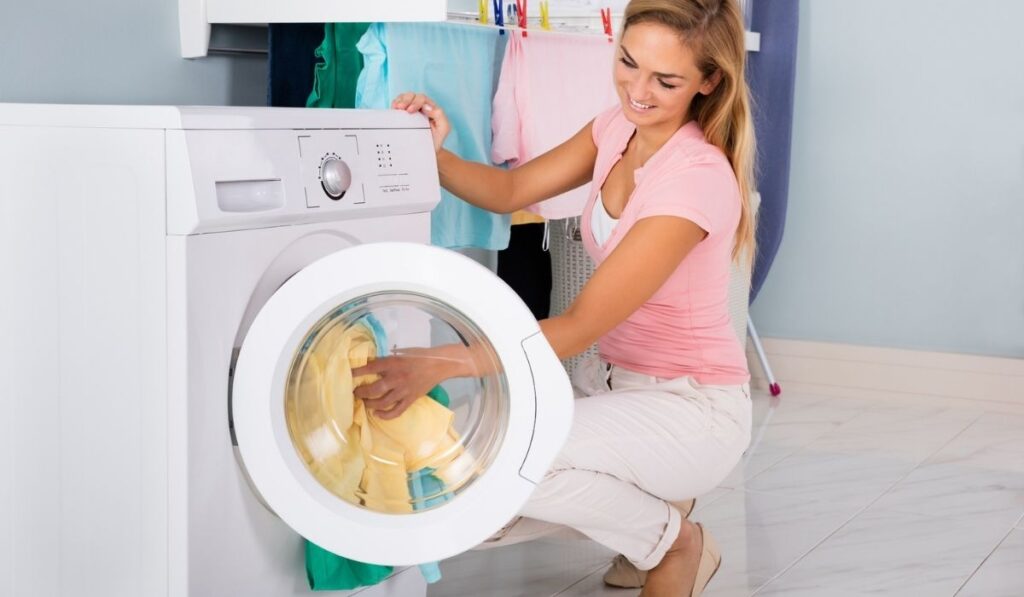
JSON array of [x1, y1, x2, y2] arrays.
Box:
[[427, 387, 1024, 596]]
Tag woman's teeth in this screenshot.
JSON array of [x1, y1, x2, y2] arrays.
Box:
[[630, 98, 654, 111]]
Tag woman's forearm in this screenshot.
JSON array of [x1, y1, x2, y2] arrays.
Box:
[[428, 314, 593, 383], [539, 314, 597, 361], [436, 149, 520, 214], [431, 342, 499, 379]]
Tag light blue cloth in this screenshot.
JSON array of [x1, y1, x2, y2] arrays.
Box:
[[306, 310, 446, 586], [355, 23, 511, 250], [407, 466, 453, 584], [358, 311, 447, 584]]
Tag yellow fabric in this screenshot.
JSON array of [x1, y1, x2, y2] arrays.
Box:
[[511, 210, 546, 225], [290, 323, 466, 514]]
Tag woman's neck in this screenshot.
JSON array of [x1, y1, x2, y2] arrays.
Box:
[[630, 117, 691, 165]]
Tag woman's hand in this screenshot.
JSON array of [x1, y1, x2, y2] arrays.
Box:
[[392, 92, 450, 155], [352, 347, 456, 420]]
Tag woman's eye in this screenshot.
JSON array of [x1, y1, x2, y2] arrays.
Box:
[[619, 57, 637, 69], [658, 80, 677, 90]]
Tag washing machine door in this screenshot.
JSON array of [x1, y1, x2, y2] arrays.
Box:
[[232, 242, 573, 566]]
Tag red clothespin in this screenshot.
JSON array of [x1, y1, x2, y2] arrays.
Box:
[[600, 7, 613, 42], [516, 0, 528, 37]]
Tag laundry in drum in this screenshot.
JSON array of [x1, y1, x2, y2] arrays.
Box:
[[285, 315, 474, 513]]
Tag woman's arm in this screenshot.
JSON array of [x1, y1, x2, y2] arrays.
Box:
[[353, 216, 706, 418], [393, 92, 597, 214], [540, 216, 708, 360], [436, 122, 598, 214]]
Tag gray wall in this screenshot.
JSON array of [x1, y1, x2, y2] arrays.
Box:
[[0, 0, 266, 105], [750, 0, 1024, 358]]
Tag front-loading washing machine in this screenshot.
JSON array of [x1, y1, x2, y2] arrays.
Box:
[[0, 104, 573, 596]]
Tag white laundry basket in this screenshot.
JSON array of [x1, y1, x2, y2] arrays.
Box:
[[548, 193, 758, 379]]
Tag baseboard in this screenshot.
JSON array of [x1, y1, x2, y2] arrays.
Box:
[[746, 338, 1024, 406]]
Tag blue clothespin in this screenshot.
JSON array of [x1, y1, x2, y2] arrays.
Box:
[[493, 0, 505, 34]]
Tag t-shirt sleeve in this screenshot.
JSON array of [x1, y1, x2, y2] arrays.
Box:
[[591, 104, 621, 145], [634, 159, 739, 237]]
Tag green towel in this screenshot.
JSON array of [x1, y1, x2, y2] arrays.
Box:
[[426, 385, 450, 408], [304, 385, 451, 590], [306, 23, 372, 109], [306, 542, 393, 591]]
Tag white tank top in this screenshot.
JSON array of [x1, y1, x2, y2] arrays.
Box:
[[591, 192, 619, 246]]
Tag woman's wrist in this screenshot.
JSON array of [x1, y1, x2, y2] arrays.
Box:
[[436, 148, 453, 170]]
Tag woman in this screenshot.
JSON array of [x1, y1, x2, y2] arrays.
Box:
[[355, 0, 755, 594]]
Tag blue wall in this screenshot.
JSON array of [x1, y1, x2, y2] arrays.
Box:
[[750, 0, 1024, 358]]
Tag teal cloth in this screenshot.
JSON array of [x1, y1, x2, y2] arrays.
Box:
[[304, 314, 451, 590], [355, 23, 511, 250], [306, 23, 371, 109], [410, 386, 454, 584], [306, 543, 392, 591]]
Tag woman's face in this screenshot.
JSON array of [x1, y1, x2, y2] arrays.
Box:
[[613, 22, 720, 130]]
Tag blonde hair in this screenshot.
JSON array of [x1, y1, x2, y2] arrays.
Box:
[[623, 0, 757, 262]]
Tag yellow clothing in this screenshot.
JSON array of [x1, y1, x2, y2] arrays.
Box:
[[287, 323, 466, 514], [511, 210, 546, 225]]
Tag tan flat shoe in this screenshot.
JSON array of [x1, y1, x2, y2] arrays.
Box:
[[690, 523, 721, 596], [602, 498, 697, 588]]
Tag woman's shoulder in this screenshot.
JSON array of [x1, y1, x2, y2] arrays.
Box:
[[645, 127, 740, 212], [654, 144, 734, 194], [672, 123, 731, 170], [591, 104, 630, 144]]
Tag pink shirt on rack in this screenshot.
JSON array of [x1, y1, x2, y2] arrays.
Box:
[[491, 32, 618, 220], [583, 105, 750, 385]]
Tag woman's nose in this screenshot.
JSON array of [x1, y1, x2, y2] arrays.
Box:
[[627, 76, 648, 100]]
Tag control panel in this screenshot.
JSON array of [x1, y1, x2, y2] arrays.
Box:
[[297, 129, 434, 211], [168, 121, 441, 234]]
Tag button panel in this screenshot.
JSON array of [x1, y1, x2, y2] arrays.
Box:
[[171, 124, 440, 234]]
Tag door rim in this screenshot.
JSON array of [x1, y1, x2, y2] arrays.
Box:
[[231, 242, 549, 565]]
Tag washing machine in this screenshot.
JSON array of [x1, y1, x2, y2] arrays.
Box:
[[0, 104, 573, 597]]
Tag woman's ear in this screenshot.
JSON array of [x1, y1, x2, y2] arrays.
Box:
[[699, 69, 723, 96]]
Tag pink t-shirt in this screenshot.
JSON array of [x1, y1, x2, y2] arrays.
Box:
[[582, 105, 750, 385], [491, 32, 618, 219]]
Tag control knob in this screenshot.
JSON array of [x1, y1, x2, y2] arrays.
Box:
[[320, 157, 352, 200]]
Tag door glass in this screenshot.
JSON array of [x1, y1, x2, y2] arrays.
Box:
[[284, 292, 510, 514]]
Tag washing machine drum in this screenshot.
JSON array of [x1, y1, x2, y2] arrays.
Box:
[[232, 242, 572, 566]]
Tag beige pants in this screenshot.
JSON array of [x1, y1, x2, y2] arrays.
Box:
[[481, 357, 751, 570]]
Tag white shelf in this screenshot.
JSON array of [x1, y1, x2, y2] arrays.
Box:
[[181, 0, 760, 58], [180, 0, 447, 58]]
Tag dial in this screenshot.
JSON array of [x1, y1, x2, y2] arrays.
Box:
[[320, 156, 352, 200]]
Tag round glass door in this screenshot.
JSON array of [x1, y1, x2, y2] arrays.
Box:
[[284, 291, 509, 515], [232, 242, 572, 566]]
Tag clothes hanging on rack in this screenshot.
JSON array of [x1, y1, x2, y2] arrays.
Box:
[[306, 23, 372, 109], [500, 207, 551, 322], [497, 223, 552, 320], [511, 210, 545, 225], [267, 24, 329, 107], [491, 31, 618, 220], [356, 22, 512, 251]]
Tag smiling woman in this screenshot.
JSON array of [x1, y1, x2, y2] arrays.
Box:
[[375, 2, 756, 595]]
